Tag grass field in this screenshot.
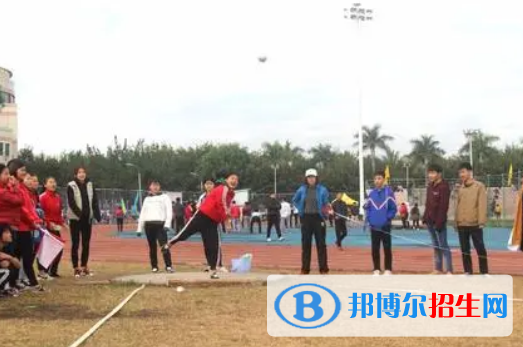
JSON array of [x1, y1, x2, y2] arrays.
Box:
[[2, 262, 523, 347]]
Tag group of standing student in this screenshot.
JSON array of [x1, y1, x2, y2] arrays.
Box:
[[0, 161, 102, 297]]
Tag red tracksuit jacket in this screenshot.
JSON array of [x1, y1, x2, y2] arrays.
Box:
[[40, 190, 65, 228], [199, 185, 235, 223], [0, 182, 23, 229], [18, 183, 41, 232]]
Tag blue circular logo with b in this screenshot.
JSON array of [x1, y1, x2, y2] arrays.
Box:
[[274, 283, 341, 329]]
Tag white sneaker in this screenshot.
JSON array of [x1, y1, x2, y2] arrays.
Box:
[[384, 270, 392, 276], [266, 238, 272, 242], [152, 268, 159, 273], [373, 270, 381, 276], [218, 266, 229, 273], [278, 236, 285, 241], [166, 267, 174, 273]]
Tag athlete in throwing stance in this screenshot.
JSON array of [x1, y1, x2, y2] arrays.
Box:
[[166, 172, 238, 279]]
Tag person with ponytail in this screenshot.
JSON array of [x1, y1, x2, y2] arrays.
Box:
[[167, 171, 239, 279]]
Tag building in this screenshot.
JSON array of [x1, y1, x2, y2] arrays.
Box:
[[0, 67, 18, 164]]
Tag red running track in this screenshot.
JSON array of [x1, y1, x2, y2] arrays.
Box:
[[62, 225, 523, 276]]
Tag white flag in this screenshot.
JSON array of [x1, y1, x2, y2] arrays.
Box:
[[36, 229, 64, 269]]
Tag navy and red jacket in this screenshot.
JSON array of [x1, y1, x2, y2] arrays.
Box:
[[423, 179, 451, 230], [18, 183, 42, 232], [0, 182, 23, 228], [40, 190, 65, 228], [199, 185, 235, 223]]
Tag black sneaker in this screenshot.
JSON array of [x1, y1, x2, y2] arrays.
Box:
[[74, 269, 82, 278], [210, 272, 219, 280]]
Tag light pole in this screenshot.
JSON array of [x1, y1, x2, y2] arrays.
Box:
[[464, 129, 479, 169], [271, 164, 279, 195], [344, 3, 373, 215], [125, 163, 142, 210], [403, 161, 411, 190]]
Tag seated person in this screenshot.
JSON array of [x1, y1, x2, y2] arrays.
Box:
[[0, 225, 21, 296]]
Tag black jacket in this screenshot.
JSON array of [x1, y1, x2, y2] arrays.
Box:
[[266, 198, 281, 216], [332, 199, 348, 218], [67, 178, 101, 222]]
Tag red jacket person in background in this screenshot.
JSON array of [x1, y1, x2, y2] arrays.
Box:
[[167, 171, 238, 279]]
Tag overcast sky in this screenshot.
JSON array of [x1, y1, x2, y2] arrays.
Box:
[[1, 0, 522, 156]]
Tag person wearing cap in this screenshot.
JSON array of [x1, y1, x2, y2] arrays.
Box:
[[167, 171, 239, 279], [292, 168, 330, 274]]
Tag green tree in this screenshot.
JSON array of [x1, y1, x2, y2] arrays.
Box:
[[354, 124, 394, 173], [409, 135, 445, 171], [459, 131, 500, 174]]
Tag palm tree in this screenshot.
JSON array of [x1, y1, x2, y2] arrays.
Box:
[[354, 124, 394, 173], [459, 131, 499, 171], [309, 144, 335, 165], [409, 135, 445, 170]]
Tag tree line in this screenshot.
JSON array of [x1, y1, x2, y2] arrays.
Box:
[[17, 126, 523, 193]]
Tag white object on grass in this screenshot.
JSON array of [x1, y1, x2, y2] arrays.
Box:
[[231, 253, 253, 273], [176, 286, 185, 293], [68, 284, 146, 347]]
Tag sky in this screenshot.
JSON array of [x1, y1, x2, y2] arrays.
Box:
[[1, 0, 522, 156]]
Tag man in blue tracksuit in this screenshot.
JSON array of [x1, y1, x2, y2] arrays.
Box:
[[292, 168, 330, 274], [365, 170, 398, 275]]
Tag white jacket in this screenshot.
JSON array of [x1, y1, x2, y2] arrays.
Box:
[[280, 201, 292, 218], [137, 193, 173, 232]]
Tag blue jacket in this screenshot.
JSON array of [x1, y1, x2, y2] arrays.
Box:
[[292, 184, 330, 218], [365, 186, 397, 228]]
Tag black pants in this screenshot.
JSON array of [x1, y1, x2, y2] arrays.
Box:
[[12, 231, 38, 286], [335, 219, 347, 247], [171, 213, 221, 270], [293, 214, 300, 228], [37, 229, 63, 275], [301, 214, 328, 273], [116, 218, 124, 232], [371, 226, 392, 271], [267, 215, 282, 239], [401, 217, 409, 229], [70, 218, 92, 269], [0, 268, 9, 290], [175, 216, 185, 233], [412, 219, 420, 229], [457, 227, 488, 274], [145, 222, 172, 269], [250, 217, 262, 234]]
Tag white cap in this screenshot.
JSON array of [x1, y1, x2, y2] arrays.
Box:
[[305, 168, 318, 177]]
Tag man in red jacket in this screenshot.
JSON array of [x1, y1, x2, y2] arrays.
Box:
[[7, 159, 43, 291], [423, 163, 453, 274], [166, 171, 238, 279]]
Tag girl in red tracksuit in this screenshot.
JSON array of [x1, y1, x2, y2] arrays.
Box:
[[167, 172, 238, 279], [39, 177, 66, 278], [0, 164, 23, 291], [7, 159, 42, 290]]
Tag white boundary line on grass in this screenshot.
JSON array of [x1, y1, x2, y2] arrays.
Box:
[[68, 284, 146, 347]]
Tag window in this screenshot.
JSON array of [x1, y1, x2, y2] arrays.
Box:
[[0, 142, 10, 157]]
